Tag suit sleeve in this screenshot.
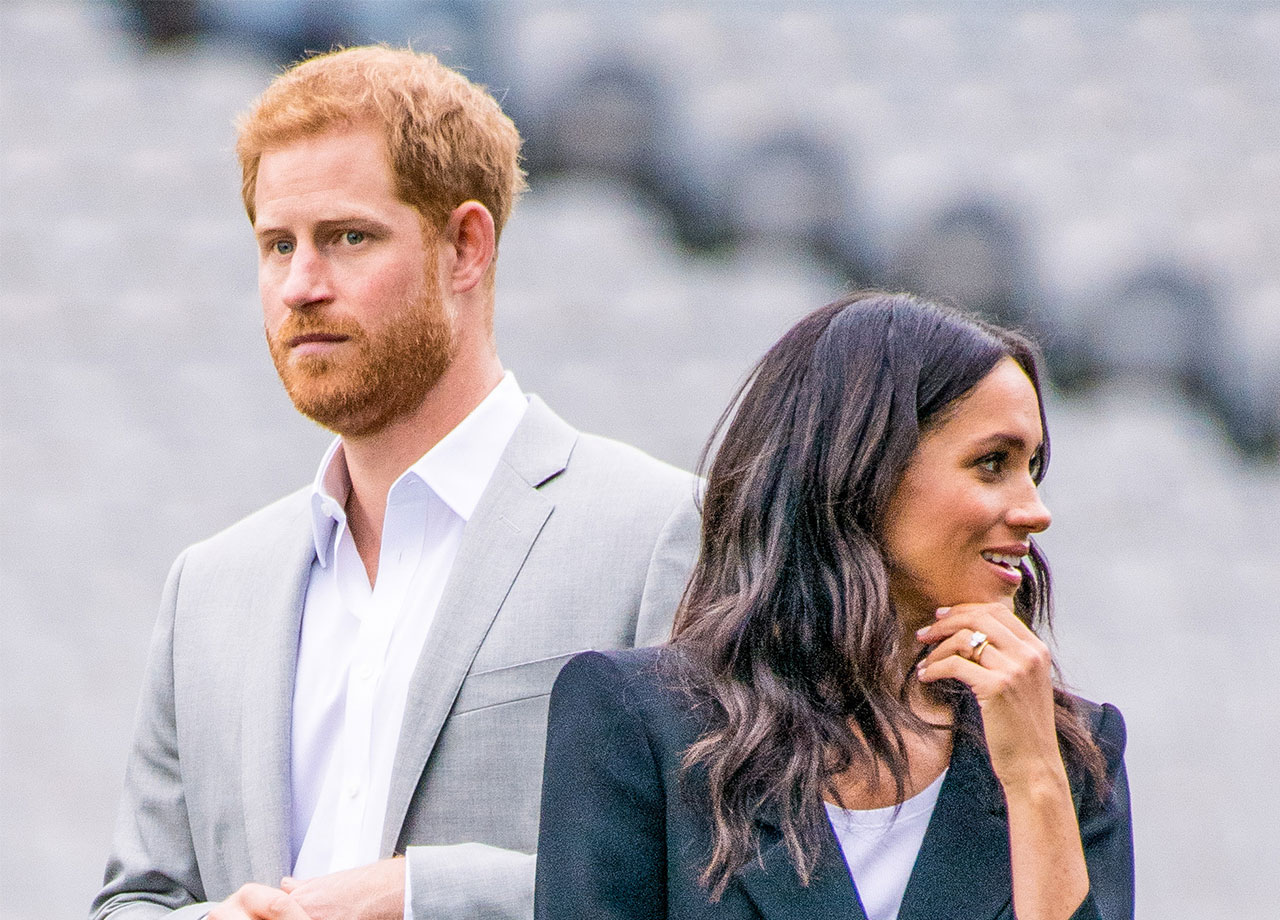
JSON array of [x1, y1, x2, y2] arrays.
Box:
[[634, 487, 701, 648], [534, 652, 668, 920], [91, 552, 212, 920], [1070, 703, 1135, 920], [405, 843, 534, 920]]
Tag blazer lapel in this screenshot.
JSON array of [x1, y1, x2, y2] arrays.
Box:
[[739, 736, 1013, 920], [737, 821, 869, 920], [239, 499, 316, 883], [899, 730, 1013, 920], [380, 397, 576, 853], [722, 737, 1015, 920]]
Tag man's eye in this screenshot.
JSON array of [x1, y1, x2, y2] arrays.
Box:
[[272, 239, 294, 255], [343, 230, 365, 245]]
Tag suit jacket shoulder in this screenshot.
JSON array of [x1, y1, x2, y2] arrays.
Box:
[[172, 485, 314, 599], [552, 647, 697, 740], [507, 398, 698, 519]]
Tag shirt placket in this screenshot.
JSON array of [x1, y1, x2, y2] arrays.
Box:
[[331, 481, 429, 868]]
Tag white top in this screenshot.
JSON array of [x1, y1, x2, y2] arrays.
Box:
[[824, 770, 947, 920], [289, 372, 528, 879]]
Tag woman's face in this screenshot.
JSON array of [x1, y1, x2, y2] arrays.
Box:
[[881, 357, 1052, 631]]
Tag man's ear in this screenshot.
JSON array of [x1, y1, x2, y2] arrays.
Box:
[[444, 200, 496, 294]]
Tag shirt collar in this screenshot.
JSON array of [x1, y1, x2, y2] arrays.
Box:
[[309, 437, 351, 567], [308, 372, 528, 566]]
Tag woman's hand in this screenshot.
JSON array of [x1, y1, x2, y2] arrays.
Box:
[[914, 601, 1061, 789], [915, 602, 1090, 920]]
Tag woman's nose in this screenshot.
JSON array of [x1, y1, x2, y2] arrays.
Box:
[[1007, 484, 1052, 534]]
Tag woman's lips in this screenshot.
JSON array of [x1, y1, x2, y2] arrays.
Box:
[[981, 550, 1025, 586]]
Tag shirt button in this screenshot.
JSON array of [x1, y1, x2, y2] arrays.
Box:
[[355, 662, 376, 681], [345, 782, 362, 799]]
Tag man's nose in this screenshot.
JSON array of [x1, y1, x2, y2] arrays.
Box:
[[279, 245, 332, 311]]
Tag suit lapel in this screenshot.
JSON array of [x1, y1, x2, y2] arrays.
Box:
[[736, 822, 868, 920], [738, 722, 1015, 920], [380, 397, 577, 853], [899, 730, 1013, 920], [239, 499, 316, 883]]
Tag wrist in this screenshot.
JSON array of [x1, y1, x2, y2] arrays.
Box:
[[997, 758, 1072, 804]]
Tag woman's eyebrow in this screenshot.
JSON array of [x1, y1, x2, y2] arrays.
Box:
[[972, 432, 1042, 453]]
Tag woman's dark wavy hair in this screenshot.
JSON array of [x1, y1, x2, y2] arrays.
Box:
[[671, 291, 1108, 899]]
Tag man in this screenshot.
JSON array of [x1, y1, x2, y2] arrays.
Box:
[[92, 47, 699, 920]]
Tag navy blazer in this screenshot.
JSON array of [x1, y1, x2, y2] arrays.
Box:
[[535, 647, 1133, 920]]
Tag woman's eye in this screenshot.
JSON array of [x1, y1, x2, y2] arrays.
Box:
[[977, 452, 1006, 474], [343, 230, 365, 245], [272, 239, 294, 255]]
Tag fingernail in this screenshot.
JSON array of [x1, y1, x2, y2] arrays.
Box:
[[915, 626, 929, 638], [936, 606, 951, 618]]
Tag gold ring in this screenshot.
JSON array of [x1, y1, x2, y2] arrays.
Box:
[[968, 631, 990, 664]]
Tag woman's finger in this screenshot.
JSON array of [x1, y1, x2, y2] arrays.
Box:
[[916, 646, 1004, 688], [918, 626, 999, 670], [966, 601, 1039, 641], [916, 604, 1020, 651]]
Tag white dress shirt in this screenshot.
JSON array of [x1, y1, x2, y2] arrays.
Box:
[[289, 372, 528, 880]]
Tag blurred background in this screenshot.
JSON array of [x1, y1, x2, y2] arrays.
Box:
[[2, 1, 1278, 917]]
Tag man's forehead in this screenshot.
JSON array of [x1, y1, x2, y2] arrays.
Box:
[[258, 123, 388, 173], [253, 128, 399, 221]]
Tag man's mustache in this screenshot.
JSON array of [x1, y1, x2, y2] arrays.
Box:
[[271, 313, 365, 344]]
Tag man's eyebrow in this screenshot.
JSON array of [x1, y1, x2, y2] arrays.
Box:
[[311, 216, 392, 233], [254, 215, 392, 237]]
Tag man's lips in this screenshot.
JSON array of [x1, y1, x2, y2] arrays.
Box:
[[287, 332, 349, 348]]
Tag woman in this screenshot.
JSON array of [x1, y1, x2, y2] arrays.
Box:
[[535, 292, 1133, 920]]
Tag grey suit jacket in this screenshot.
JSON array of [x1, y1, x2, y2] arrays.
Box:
[[93, 397, 701, 920]]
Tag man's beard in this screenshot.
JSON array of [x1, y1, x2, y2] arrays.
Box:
[[266, 286, 456, 439]]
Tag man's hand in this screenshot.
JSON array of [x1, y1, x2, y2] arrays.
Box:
[[280, 858, 407, 920], [207, 883, 313, 920]]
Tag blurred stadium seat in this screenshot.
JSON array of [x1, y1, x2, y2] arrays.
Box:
[[121, 0, 1273, 455]]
